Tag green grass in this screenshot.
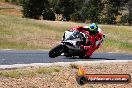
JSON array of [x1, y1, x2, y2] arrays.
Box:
[[98, 25, 132, 53], [36, 67, 60, 74], [0, 14, 132, 53], [0, 67, 61, 78], [102, 38, 132, 50], [0, 14, 64, 49], [0, 39, 43, 50], [69, 64, 79, 69]]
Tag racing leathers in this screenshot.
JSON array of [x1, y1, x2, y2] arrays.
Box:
[[69, 26, 104, 57]]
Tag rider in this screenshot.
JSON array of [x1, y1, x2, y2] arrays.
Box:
[[70, 23, 104, 58]]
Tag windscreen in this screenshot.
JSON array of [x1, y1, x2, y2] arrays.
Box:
[[64, 31, 83, 41]]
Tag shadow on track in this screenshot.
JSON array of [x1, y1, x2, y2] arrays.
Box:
[[61, 56, 116, 60]]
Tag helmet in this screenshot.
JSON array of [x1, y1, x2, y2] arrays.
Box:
[[89, 23, 98, 32]]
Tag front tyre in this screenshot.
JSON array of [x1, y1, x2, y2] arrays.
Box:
[[49, 44, 64, 58]]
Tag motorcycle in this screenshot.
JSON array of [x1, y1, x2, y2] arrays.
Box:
[[49, 30, 104, 58]]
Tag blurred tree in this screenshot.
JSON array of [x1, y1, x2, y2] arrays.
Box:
[[104, 0, 129, 24], [21, 0, 55, 20], [80, 0, 104, 23], [70, 11, 83, 22], [21, 0, 131, 25], [42, 8, 55, 21], [128, 0, 132, 25], [73, 0, 84, 12], [52, 0, 74, 21], [120, 14, 129, 25]]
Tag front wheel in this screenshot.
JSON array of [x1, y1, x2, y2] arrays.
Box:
[[49, 44, 64, 58]]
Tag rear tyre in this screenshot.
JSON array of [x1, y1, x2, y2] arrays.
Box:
[[49, 44, 64, 58]]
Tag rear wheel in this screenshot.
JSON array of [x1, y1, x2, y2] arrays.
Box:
[[49, 44, 64, 58]]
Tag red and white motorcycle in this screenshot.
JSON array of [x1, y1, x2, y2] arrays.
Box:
[[49, 30, 104, 58]]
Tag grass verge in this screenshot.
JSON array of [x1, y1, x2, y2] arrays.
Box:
[[0, 66, 61, 78], [0, 7, 132, 53]]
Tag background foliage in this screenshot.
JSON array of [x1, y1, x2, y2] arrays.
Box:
[[4, 0, 132, 25]]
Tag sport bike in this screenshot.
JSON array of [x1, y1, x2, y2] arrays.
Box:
[[49, 30, 103, 58]]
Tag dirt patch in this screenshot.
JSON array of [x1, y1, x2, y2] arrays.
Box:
[[0, 2, 22, 16], [0, 9, 22, 16], [0, 2, 21, 9], [0, 62, 132, 88]]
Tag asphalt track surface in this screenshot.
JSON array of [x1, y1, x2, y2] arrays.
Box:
[[0, 50, 132, 65]]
